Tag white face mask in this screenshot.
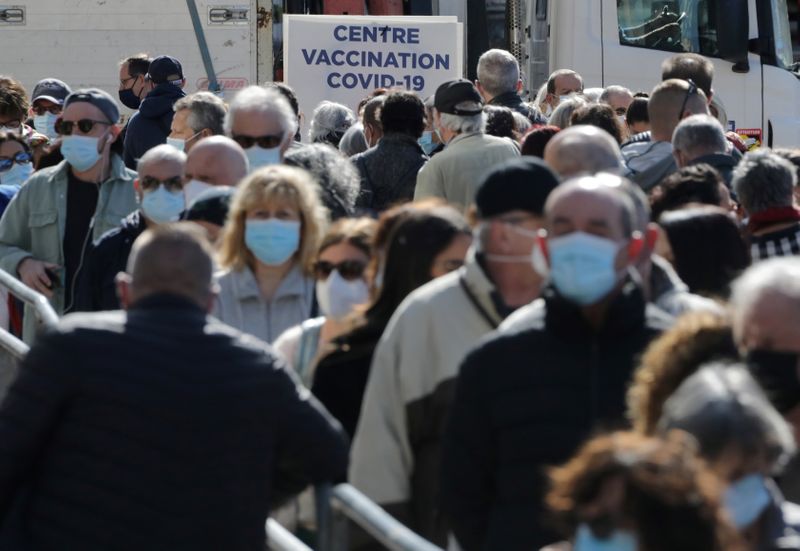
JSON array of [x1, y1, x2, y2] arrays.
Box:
[[246, 145, 281, 172], [316, 269, 369, 320], [34, 112, 59, 140], [183, 179, 215, 206]]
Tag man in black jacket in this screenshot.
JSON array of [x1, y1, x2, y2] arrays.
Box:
[[0, 224, 348, 550], [440, 174, 672, 551]]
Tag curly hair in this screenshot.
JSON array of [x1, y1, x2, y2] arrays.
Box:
[[627, 311, 738, 435], [547, 431, 744, 551], [0, 75, 29, 121]]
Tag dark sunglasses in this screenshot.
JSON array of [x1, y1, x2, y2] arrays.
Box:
[[32, 105, 62, 116], [140, 175, 184, 193], [678, 78, 698, 120], [314, 260, 367, 281], [55, 118, 111, 136], [0, 151, 32, 172], [231, 134, 283, 149]]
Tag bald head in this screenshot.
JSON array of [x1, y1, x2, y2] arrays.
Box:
[[185, 135, 249, 187], [123, 223, 216, 309], [544, 125, 622, 179], [649, 79, 709, 142]]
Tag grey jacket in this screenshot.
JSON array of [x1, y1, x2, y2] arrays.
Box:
[[213, 263, 315, 344]]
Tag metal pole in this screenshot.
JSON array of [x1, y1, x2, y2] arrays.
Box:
[[0, 269, 58, 329], [265, 518, 313, 551], [186, 0, 221, 92]]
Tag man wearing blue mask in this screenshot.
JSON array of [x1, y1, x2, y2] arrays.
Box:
[[74, 144, 186, 312], [0, 88, 138, 341], [225, 86, 297, 173], [440, 173, 673, 551], [29, 78, 72, 141]]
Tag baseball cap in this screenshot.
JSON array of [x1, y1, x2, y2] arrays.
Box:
[[64, 88, 120, 124], [475, 157, 560, 219], [434, 79, 483, 116], [146, 55, 184, 85], [31, 78, 72, 105]]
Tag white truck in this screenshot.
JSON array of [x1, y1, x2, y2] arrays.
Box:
[[1, 0, 798, 145]]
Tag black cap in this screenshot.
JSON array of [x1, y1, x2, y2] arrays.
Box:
[[183, 186, 235, 226], [147, 55, 184, 84], [475, 157, 560, 219], [64, 88, 120, 124], [31, 78, 72, 105], [434, 79, 483, 116]]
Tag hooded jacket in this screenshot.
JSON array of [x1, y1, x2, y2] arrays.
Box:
[[123, 83, 186, 169]]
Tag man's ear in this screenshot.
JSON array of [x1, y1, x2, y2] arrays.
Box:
[[115, 272, 133, 310], [516, 79, 523, 93], [108, 124, 122, 145]]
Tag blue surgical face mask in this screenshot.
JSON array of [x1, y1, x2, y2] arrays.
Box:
[[245, 145, 281, 172], [61, 134, 102, 171], [245, 219, 300, 266], [141, 184, 185, 224], [418, 131, 437, 155], [574, 524, 637, 551], [34, 112, 59, 140], [725, 474, 771, 529], [546, 231, 624, 306], [0, 161, 33, 187]]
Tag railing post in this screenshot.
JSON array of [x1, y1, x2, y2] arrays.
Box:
[[316, 484, 334, 551]]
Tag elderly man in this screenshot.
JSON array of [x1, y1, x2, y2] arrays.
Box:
[[351, 158, 559, 545], [75, 144, 186, 312], [440, 174, 671, 551], [733, 150, 800, 260], [0, 224, 348, 549], [543, 125, 622, 178], [672, 114, 737, 188], [414, 79, 519, 211], [476, 48, 543, 123], [599, 85, 634, 121], [183, 135, 249, 204], [226, 85, 298, 172], [0, 88, 137, 340], [167, 91, 226, 153], [542, 68, 584, 114]]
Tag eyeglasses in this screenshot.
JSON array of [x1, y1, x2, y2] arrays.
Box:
[[140, 175, 184, 193], [313, 260, 367, 281], [0, 151, 31, 172], [32, 105, 62, 116], [55, 118, 112, 136], [678, 79, 698, 120], [119, 75, 140, 88], [231, 134, 283, 149]]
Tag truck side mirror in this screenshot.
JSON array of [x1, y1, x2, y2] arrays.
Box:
[[716, 0, 750, 72]]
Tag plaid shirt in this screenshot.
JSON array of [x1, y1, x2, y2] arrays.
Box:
[[751, 223, 800, 261]]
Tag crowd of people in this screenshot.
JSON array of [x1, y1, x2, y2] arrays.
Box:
[[0, 46, 798, 550]]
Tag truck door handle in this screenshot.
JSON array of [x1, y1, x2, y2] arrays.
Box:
[[0, 7, 25, 24], [208, 7, 249, 24]]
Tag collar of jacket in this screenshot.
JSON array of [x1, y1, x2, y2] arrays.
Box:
[[690, 152, 737, 169], [446, 131, 482, 148], [461, 248, 506, 326], [230, 262, 308, 301], [379, 132, 424, 150], [139, 84, 186, 117], [122, 209, 148, 234], [128, 291, 207, 314], [761, 478, 800, 549], [649, 254, 688, 299], [488, 91, 524, 108], [542, 275, 649, 338], [55, 153, 134, 184]]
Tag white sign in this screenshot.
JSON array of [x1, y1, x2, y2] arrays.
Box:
[[284, 15, 463, 142]]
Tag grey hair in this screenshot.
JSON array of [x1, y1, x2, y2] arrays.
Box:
[[729, 257, 800, 339], [732, 149, 797, 214], [476, 48, 520, 97], [658, 362, 796, 475], [308, 100, 356, 143], [284, 143, 359, 218], [338, 123, 368, 157], [548, 95, 589, 129], [137, 143, 186, 174], [672, 114, 727, 159], [439, 108, 486, 134], [599, 85, 632, 104], [224, 85, 297, 138], [512, 111, 531, 135], [582, 87, 604, 103], [545, 125, 622, 178], [173, 91, 226, 136]]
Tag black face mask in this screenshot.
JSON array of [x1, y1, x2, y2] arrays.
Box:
[[747, 349, 800, 413], [118, 79, 141, 110]]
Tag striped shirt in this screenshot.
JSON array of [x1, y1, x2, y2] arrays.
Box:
[[751, 223, 800, 261]]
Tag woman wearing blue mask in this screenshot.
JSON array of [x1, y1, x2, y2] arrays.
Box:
[[542, 431, 742, 551], [659, 363, 800, 551], [215, 165, 328, 344], [0, 131, 34, 219]]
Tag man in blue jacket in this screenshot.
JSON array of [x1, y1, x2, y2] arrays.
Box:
[[123, 55, 186, 169]]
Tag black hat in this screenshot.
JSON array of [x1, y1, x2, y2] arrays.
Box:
[[64, 88, 120, 124], [31, 78, 72, 105], [147, 55, 184, 84], [475, 157, 560, 219], [183, 186, 235, 226], [434, 79, 483, 116]]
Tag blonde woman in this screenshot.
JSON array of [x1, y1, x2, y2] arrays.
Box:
[[215, 165, 328, 343]]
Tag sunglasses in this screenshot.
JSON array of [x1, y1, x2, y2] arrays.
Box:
[[0, 151, 32, 172], [32, 105, 62, 116], [55, 118, 111, 136], [314, 260, 367, 281], [232, 134, 283, 149], [678, 78, 698, 120], [140, 175, 184, 193]]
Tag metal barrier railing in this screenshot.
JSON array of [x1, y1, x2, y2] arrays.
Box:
[[0, 268, 59, 329], [0, 327, 27, 403], [266, 519, 313, 551], [317, 484, 444, 551]]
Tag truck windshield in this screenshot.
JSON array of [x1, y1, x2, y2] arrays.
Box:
[[617, 0, 720, 54], [772, 0, 797, 70]]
